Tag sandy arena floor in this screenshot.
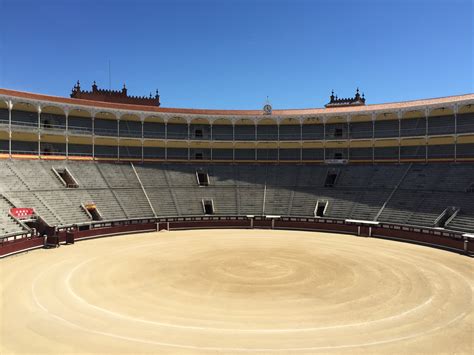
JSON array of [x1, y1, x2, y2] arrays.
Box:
[[1, 229, 473, 354]]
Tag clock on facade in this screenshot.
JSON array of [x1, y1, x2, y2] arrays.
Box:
[[263, 104, 272, 115]]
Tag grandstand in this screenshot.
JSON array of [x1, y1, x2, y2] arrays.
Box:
[[0, 88, 473, 256]]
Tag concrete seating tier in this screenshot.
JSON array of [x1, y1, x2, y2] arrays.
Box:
[[0, 161, 473, 236]]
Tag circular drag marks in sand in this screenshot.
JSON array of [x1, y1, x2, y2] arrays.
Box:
[[1, 229, 473, 354]]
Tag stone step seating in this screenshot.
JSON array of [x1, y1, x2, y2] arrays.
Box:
[[208, 166, 236, 186], [173, 187, 208, 215], [265, 165, 298, 187], [238, 187, 264, 215], [35, 190, 91, 225], [289, 189, 319, 217], [0, 161, 28, 191], [86, 189, 127, 221], [134, 165, 168, 186], [404, 192, 460, 227], [0, 195, 25, 236], [235, 166, 266, 186], [447, 214, 474, 233], [8, 160, 63, 191], [65, 162, 108, 188], [349, 189, 390, 221], [165, 165, 198, 186], [264, 187, 292, 215], [324, 189, 358, 219], [145, 188, 179, 216], [98, 163, 140, 188], [193, 187, 237, 215], [8, 191, 62, 226], [114, 189, 154, 219], [378, 190, 423, 225], [295, 166, 328, 187]]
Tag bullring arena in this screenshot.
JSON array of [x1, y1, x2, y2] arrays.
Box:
[[1, 88, 474, 354], [2, 229, 473, 354]]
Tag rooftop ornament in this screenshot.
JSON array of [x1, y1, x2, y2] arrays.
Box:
[[325, 88, 366, 108], [71, 81, 161, 106]]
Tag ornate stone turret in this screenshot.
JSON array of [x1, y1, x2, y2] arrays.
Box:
[[71, 81, 160, 106], [325, 88, 366, 108]]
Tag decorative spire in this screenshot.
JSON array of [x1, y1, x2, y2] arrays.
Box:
[[155, 89, 159, 98]]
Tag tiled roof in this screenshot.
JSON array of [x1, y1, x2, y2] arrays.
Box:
[[0, 88, 473, 117]]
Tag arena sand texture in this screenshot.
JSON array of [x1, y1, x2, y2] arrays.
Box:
[[1, 229, 473, 354]]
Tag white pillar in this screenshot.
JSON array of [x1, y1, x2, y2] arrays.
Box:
[[8, 101, 12, 159], [210, 123, 213, 161], [37, 106, 41, 158], [187, 122, 190, 161], [254, 124, 257, 161], [300, 121, 303, 163], [398, 111, 402, 164], [92, 116, 95, 160], [372, 113, 376, 164], [164, 122, 168, 161], [323, 120, 326, 162], [141, 120, 144, 163], [425, 109, 429, 163], [65, 112, 69, 159], [232, 123, 235, 162], [277, 122, 280, 163], [347, 115, 351, 162], [117, 118, 120, 162], [453, 105, 458, 163]]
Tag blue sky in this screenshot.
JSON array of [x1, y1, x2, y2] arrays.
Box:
[[1, 0, 472, 109]]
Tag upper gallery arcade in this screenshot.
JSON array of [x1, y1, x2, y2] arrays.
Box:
[[0, 84, 473, 163]]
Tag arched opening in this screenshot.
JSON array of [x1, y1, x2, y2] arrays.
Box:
[[280, 117, 301, 141], [143, 115, 165, 139], [120, 113, 142, 138], [401, 110, 425, 137], [94, 111, 118, 137], [41, 105, 66, 131], [190, 117, 210, 140], [428, 107, 455, 136], [302, 116, 324, 141], [374, 112, 399, 139], [325, 115, 348, 140], [256, 117, 278, 141], [11, 102, 38, 129], [167, 117, 188, 140], [349, 114, 372, 139], [234, 118, 255, 141], [212, 118, 233, 141], [68, 108, 93, 135], [457, 104, 474, 134]]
